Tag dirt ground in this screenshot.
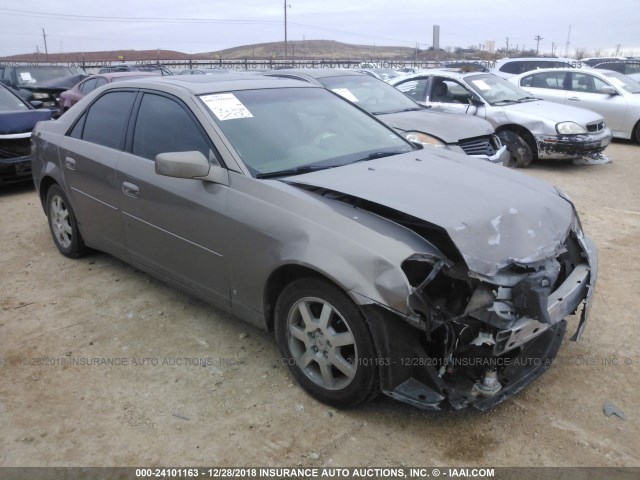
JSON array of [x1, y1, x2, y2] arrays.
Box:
[[1, 141, 638, 468]]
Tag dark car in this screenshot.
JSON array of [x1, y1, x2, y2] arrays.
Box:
[[59, 72, 160, 112], [588, 60, 640, 78], [0, 83, 51, 184], [97, 64, 173, 76], [32, 75, 596, 411], [0, 64, 86, 115], [264, 69, 508, 164]]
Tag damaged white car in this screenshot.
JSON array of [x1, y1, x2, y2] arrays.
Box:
[[390, 71, 612, 168], [32, 76, 597, 411]]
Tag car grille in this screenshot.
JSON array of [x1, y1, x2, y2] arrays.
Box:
[[458, 135, 498, 157], [586, 121, 605, 133]]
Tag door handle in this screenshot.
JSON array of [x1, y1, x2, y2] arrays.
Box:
[[122, 181, 140, 198], [568, 97, 580, 101], [64, 157, 76, 170]]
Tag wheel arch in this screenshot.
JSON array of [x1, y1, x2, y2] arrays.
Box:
[[263, 263, 354, 333], [38, 176, 58, 212], [495, 123, 538, 155]]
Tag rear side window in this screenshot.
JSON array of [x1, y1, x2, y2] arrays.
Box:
[[95, 77, 108, 88], [525, 72, 568, 89], [499, 61, 524, 74], [132, 93, 213, 162], [79, 78, 98, 94], [395, 78, 429, 102], [81, 91, 136, 150]]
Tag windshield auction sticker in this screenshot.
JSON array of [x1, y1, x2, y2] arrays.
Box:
[[331, 88, 359, 102], [471, 79, 491, 91], [201, 93, 254, 121]]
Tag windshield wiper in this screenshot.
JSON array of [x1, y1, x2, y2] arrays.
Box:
[[518, 96, 538, 102], [353, 150, 409, 162], [372, 106, 426, 115], [255, 165, 331, 179], [492, 99, 519, 105]]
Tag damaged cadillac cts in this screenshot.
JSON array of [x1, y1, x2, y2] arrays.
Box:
[[32, 76, 597, 411]]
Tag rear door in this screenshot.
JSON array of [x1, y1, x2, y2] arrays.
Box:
[[518, 71, 569, 104], [116, 91, 231, 306], [57, 90, 136, 256]]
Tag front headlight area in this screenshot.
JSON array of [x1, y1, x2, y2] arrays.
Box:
[[556, 122, 587, 135], [403, 131, 446, 147]]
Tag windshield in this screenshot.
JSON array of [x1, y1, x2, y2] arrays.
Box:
[[602, 71, 640, 94], [14, 66, 82, 86], [320, 75, 422, 115], [0, 86, 30, 111], [202, 87, 413, 177], [466, 73, 535, 105]]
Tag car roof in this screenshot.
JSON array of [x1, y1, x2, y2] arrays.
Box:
[[99, 74, 320, 95], [391, 69, 485, 82], [510, 67, 613, 78], [265, 68, 364, 80], [89, 72, 160, 80], [494, 57, 575, 64]]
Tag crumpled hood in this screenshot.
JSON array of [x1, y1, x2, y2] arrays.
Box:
[[503, 100, 604, 126], [381, 109, 494, 143], [286, 150, 574, 276], [23, 74, 88, 92]]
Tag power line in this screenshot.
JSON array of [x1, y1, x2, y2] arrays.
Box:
[[0, 7, 417, 47]]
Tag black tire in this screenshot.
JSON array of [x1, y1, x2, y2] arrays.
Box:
[[45, 184, 88, 258], [497, 130, 534, 168], [274, 278, 379, 409], [633, 121, 640, 144]]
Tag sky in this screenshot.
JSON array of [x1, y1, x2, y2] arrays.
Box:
[[1, 0, 639, 58]]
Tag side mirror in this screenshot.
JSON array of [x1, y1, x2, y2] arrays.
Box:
[[155, 151, 228, 184], [30, 100, 44, 109], [601, 86, 617, 95], [470, 97, 484, 107]]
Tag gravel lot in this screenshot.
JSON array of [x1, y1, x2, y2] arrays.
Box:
[[1, 141, 638, 467]]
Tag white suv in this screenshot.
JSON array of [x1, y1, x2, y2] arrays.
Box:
[[491, 57, 580, 79]]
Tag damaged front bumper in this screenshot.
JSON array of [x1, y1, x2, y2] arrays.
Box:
[[364, 230, 598, 411], [536, 128, 612, 160]]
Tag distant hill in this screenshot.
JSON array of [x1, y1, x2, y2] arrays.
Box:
[[0, 49, 207, 63], [205, 39, 416, 59], [0, 40, 418, 63]]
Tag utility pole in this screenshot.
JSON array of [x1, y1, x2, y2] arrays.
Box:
[[506, 37, 509, 54], [565, 25, 571, 57], [42, 28, 49, 61], [284, 1, 291, 59], [552, 42, 555, 56], [534, 35, 543, 55], [615, 44, 622, 56]]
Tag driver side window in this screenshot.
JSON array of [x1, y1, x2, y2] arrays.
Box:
[[429, 78, 473, 104]]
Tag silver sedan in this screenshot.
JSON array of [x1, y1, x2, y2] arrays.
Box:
[[510, 68, 640, 143], [390, 71, 612, 167], [32, 76, 597, 411]]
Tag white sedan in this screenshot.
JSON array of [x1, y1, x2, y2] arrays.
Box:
[[510, 68, 640, 143]]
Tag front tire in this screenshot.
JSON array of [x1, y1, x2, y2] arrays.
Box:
[[633, 121, 640, 144], [497, 130, 534, 168], [45, 184, 87, 258], [274, 278, 379, 408]]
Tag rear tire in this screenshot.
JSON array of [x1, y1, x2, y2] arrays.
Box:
[[497, 130, 534, 168], [274, 278, 379, 409], [45, 185, 88, 258]]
